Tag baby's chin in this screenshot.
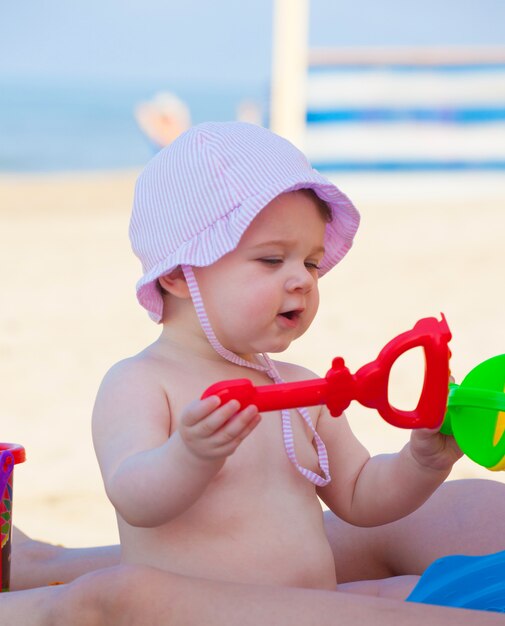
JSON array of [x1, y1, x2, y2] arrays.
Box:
[[221, 327, 310, 359], [252, 337, 299, 355], [229, 340, 292, 361]]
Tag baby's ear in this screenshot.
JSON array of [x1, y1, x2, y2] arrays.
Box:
[[158, 267, 190, 299]]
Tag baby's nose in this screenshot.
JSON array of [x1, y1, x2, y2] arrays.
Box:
[[285, 266, 314, 292]]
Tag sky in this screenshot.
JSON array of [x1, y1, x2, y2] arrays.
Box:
[[1, 0, 505, 88]]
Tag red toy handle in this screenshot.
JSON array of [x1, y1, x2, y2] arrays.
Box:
[[202, 315, 452, 430], [351, 315, 451, 428], [202, 377, 331, 413]]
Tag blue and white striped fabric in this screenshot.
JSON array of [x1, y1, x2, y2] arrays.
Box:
[[305, 54, 505, 172]]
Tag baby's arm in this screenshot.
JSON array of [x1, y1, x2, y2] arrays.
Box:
[[92, 359, 260, 527], [316, 406, 461, 527]]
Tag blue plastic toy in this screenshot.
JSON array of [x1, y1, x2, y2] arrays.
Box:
[[407, 550, 505, 613]]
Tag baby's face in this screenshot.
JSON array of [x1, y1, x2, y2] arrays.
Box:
[[193, 190, 327, 360]]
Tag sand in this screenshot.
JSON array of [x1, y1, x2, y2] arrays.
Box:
[[1, 169, 505, 548]]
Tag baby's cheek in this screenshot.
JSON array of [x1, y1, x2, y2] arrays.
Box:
[[304, 296, 320, 327], [246, 286, 278, 314]]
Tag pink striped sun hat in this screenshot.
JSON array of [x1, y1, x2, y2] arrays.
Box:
[[129, 121, 360, 322]]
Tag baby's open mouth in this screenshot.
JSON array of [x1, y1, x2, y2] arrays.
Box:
[[279, 310, 301, 321]]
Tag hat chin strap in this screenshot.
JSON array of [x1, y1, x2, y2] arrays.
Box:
[[181, 264, 330, 487]]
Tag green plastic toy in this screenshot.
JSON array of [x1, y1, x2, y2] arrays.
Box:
[[441, 355, 505, 470]]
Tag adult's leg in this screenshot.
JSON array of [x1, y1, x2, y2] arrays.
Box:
[[325, 478, 505, 582], [10, 526, 120, 590], [52, 565, 505, 626], [338, 575, 420, 600], [2, 564, 501, 626], [0, 583, 100, 626]]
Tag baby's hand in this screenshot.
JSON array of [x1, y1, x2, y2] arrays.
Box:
[[409, 427, 463, 473], [178, 396, 261, 461], [409, 374, 462, 473]]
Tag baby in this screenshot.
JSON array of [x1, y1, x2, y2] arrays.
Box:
[[92, 122, 462, 596]]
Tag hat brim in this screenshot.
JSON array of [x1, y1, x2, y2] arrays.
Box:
[[137, 170, 360, 323]]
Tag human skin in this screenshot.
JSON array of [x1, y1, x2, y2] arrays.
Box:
[[6, 479, 505, 624], [92, 190, 462, 597], [10, 526, 120, 590], [14, 479, 505, 590], [328, 478, 505, 583], [1, 563, 505, 626], [92, 191, 336, 589]]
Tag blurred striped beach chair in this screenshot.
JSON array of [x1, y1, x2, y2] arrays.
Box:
[[304, 46, 505, 173]]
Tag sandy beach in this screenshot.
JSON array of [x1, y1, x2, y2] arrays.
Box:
[[1, 169, 505, 548]]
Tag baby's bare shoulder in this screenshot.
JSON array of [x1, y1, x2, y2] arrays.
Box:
[[93, 349, 172, 438], [102, 352, 160, 385], [271, 360, 320, 383], [95, 347, 174, 410]]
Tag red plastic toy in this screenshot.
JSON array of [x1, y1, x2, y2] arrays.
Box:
[[202, 314, 452, 429]]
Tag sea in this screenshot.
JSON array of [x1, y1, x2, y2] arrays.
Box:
[[0, 77, 268, 172], [2, 60, 505, 173]]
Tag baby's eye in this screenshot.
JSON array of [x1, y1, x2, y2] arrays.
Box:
[[260, 258, 283, 265], [304, 261, 321, 271]]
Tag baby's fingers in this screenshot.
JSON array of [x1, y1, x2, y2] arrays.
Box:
[[181, 396, 223, 428], [181, 398, 260, 456], [183, 397, 248, 435], [197, 399, 247, 437], [215, 405, 261, 448]]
